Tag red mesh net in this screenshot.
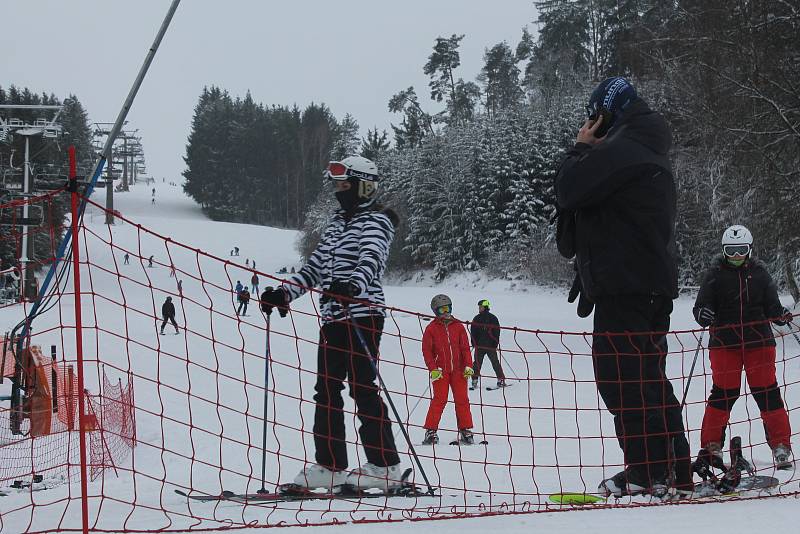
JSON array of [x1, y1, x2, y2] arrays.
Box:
[[0, 190, 797, 533]]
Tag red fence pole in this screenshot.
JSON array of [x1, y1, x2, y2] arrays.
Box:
[[69, 145, 90, 534]]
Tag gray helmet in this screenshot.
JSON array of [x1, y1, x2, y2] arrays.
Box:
[[430, 294, 452, 312]]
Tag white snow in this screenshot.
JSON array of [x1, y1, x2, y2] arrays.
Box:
[[0, 181, 797, 533]]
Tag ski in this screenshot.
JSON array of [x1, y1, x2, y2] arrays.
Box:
[[550, 474, 779, 506], [176, 468, 436, 505], [485, 383, 512, 391], [449, 439, 489, 446]]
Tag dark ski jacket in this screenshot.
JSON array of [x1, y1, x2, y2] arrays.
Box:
[[470, 310, 500, 350], [162, 301, 176, 319], [693, 256, 785, 349], [240, 290, 250, 304], [555, 99, 678, 301]]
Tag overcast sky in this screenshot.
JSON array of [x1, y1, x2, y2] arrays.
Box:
[[2, 1, 537, 181]]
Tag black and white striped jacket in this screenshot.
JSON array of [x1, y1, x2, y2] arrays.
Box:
[[282, 207, 397, 323]]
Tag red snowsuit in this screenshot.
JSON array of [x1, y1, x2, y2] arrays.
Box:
[[422, 316, 473, 431]]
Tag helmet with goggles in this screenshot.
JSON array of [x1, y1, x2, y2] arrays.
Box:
[[721, 225, 753, 258], [324, 156, 380, 207], [430, 294, 452, 316]]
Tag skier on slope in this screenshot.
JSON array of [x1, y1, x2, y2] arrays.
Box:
[[236, 286, 250, 316], [260, 155, 403, 492], [470, 298, 505, 390], [160, 296, 179, 335], [421, 294, 475, 446], [692, 225, 794, 474]]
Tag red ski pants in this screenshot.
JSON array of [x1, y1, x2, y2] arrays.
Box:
[[701, 346, 791, 448], [424, 371, 473, 431]]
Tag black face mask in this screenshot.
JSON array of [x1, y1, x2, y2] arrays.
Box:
[[335, 186, 360, 211]]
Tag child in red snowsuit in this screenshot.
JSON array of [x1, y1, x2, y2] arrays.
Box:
[[421, 294, 475, 445]]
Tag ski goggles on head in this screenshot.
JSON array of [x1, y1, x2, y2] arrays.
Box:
[[723, 244, 751, 257], [435, 304, 451, 316]]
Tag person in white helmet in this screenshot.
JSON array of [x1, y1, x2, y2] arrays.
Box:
[[260, 155, 403, 492], [693, 225, 793, 473]]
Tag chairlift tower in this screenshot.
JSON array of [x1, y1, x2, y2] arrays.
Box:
[[0, 104, 63, 301]]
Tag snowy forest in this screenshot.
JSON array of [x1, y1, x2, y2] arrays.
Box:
[[183, 1, 800, 299]]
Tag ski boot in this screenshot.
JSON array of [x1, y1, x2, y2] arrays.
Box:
[[290, 464, 347, 490], [458, 429, 475, 445], [496, 379, 507, 388], [598, 468, 667, 498], [692, 443, 726, 480], [470, 377, 479, 390], [773, 444, 793, 471], [421, 429, 439, 445], [345, 463, 404, 492]]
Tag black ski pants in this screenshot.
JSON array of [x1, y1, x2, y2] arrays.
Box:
[[160, 315, 178, 332], [592, 295, 691, 487], [473, 348, 504, 380], [313, 315, 400, 470]]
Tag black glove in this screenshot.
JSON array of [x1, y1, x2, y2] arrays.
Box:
[[326, 280, 358, 305], [260, 286, 288, 317], [773, 307, 793, 327], [696, 306, 715, 327], [567, 271, 594, 318]]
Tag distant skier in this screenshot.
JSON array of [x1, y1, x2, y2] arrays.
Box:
[[237, 287, 250, 316], [152, 187, 155, 197], [260, 155, 403, 492], [234, 246, 240, 256], [692, 225, 794, 473], [421, 294, 475, 446], [169, 264, 176, 278], [148, 255, 154, 268], [160, 296, 179, 335], [235, 280, 243, 295], [177, 279, 183, 296], [123, 253, 130, 265], [252, 260, 256, 269], [246, 258, 250, 266], [470, 298, 505, 390], [251, 272, 259, 296]]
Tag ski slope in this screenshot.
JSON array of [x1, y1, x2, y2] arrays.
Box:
[[1, 181, 798, 533]]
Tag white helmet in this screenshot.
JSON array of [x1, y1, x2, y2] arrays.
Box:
[[324, 155, 380, 205], [722, 225, 753, 246], [722, 225, 753, 257]]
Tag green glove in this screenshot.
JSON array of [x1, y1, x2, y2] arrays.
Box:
[[463, 366, 475, 378], [430, 368, 443, 381]]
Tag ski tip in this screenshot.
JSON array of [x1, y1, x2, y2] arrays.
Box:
[[549, 492, 606, 505]]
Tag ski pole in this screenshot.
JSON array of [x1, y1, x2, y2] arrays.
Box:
[[680, 330, 705, 409], [499, 346, 520, 380], [393, 383, 430, 440], [257, 313, 271, 494], [346, 309, 435, 496]]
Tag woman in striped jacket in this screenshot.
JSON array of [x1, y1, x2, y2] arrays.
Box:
[[260, 156, 402, 492]]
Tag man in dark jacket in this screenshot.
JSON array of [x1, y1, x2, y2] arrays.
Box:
[[470, 299, 505, 389], [555, 77, 690, 497], [160, 296, 179, 334], [693, 225, 793, 472], [237, 287, 250, 316]]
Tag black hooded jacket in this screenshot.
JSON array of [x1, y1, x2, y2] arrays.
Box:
[[693, 256, 785, 348], [470, 310, 500, 350], [555, 99, 678, 300], [162, 300, 176, 319]]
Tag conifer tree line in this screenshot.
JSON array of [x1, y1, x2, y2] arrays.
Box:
[[187, 1, 800, 296], [0, 86, 94, 273], [182, 87, 374, 228]]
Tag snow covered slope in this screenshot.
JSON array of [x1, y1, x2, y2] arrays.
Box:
[[0, 180, 797, 533]]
